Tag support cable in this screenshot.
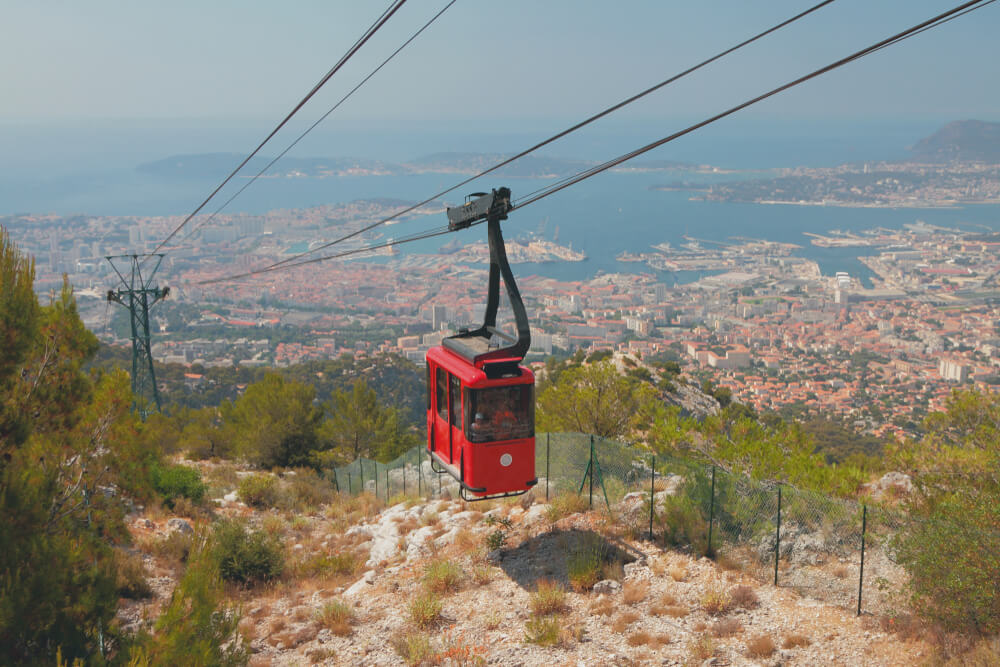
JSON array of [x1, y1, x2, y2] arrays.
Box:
[[146, 0, 408, 260], [195, 0, 992, 286], [194, 223, 459, 286], [256, 0, 838, 273], [170, 0, 459, 250], [512, 0, 994, 211]]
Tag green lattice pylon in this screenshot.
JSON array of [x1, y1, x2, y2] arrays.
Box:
[[106, 254, 169, 419]]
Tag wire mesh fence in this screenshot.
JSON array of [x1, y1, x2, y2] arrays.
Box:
[[326, 432, 913, 617]]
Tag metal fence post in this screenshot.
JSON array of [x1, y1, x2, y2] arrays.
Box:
[[589, 435, 595, 509], [649, 454, 655, 541], [707, 465, 716, 557], [545, 433, 550, 501], [858, 504, 867, 616], [774, 486, 782, 586]]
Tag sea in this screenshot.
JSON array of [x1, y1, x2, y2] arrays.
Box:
[[3, 116, 999, 288]]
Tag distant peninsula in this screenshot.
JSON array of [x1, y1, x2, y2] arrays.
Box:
[[137, 152, 701, 182], [651, 120, 1000, 208]]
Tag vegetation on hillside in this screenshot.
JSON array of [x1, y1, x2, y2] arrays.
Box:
[[1, 227, 998, 661]]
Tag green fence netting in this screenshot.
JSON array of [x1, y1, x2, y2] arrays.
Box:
[[326, 432, 915, 617]]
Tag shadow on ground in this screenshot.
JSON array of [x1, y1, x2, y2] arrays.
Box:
[[498, 528, 642, 591]]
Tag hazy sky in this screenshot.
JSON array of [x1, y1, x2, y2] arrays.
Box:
[[3, 0, 998, 127]]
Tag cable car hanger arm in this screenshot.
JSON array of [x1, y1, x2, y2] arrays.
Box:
[[442, 187, 531, 368]]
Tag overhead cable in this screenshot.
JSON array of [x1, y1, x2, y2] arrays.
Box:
[[193, 223, 458, 286], [146, 0, 408, 260], [171, 0, 459, 250], [256, 0, 838, 273], [512, 0, 995, 210], [198, 0, 992, 286]]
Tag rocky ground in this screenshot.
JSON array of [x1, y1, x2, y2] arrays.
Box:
[[117, 462, 935, 666]]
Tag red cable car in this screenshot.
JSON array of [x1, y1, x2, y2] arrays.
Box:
[[425, 187, 537, 501]]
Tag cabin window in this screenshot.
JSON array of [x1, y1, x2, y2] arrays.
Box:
[[436, 368, 448, 421], [465, 385, 534, 443], [426, 365, 431, 411], [450, 374, 461, 428]]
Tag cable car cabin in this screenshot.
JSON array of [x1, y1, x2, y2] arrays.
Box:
[[426, 347, 535, 499], [425, 187, 537, 500]]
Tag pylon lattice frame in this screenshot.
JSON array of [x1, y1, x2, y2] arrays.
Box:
[[106, 254, 169, 419]]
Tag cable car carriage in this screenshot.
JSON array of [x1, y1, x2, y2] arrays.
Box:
[[426, 187, 537, 501]]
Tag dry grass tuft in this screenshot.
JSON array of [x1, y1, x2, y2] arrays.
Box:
[[622, 579, 649, 605], [651, 603, 689, 618], [687, 634, 715, 661], [272, 623, 318, 648], [472, 565, 492, 586], [315, 600, 355, 636], [545, 492, 589, 522], [391, 630, 433, 666], [626, 630, 652, 647], [524, 615, 562, 647], [453, 527, 478, 551], [269, 617, 287, 634], [422, 559, 463, 594], [397, 517, 419, 536], [530, 579, 568, 616], [589, 597, 615, 617], [238, 618, 258, 643], [711, 617, 743, 637], [746, 635, 777, 658], [700, 583, 731, 616], [728, 584, 760, 610], [669, 565, 687, 582], [483, 610, 503, 630], [783, 633, 812, 649], [409, 591, 443, 629], [611, 611, 641, 634]]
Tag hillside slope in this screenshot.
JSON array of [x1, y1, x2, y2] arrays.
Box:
[[122, 463, 933, 666]]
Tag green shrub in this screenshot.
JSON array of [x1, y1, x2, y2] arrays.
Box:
[[423, 559, 463, 594], [237, 474, 278, 508], [315, 600, 354, 636], [484, 529, 507, 551], [115, 550, 153, 599], [146, 530, 194, 566], [530, 579, 567, 616], [524, 616, 561, 646], [135, 538, 248, 665], [409, 591, 443, 628], [656, 494, 710, 555], [391, 631, 433, 666], [284, 469, 335, 510], [546, 492, 589, 522], [296, 552, 358, 578], [212, 519, 284, 585], [152, 463, 207, 508], [567, 534, 606, 592], [894, 496, 1000, 635]]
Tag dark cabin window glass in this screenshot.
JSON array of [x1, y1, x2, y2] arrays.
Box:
[[450, 374, 461, 428], [465, 385, 534, 443], [436, 368, 447, 420]]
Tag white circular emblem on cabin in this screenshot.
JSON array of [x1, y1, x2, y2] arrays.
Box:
[[500, 453, 513, 467]]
